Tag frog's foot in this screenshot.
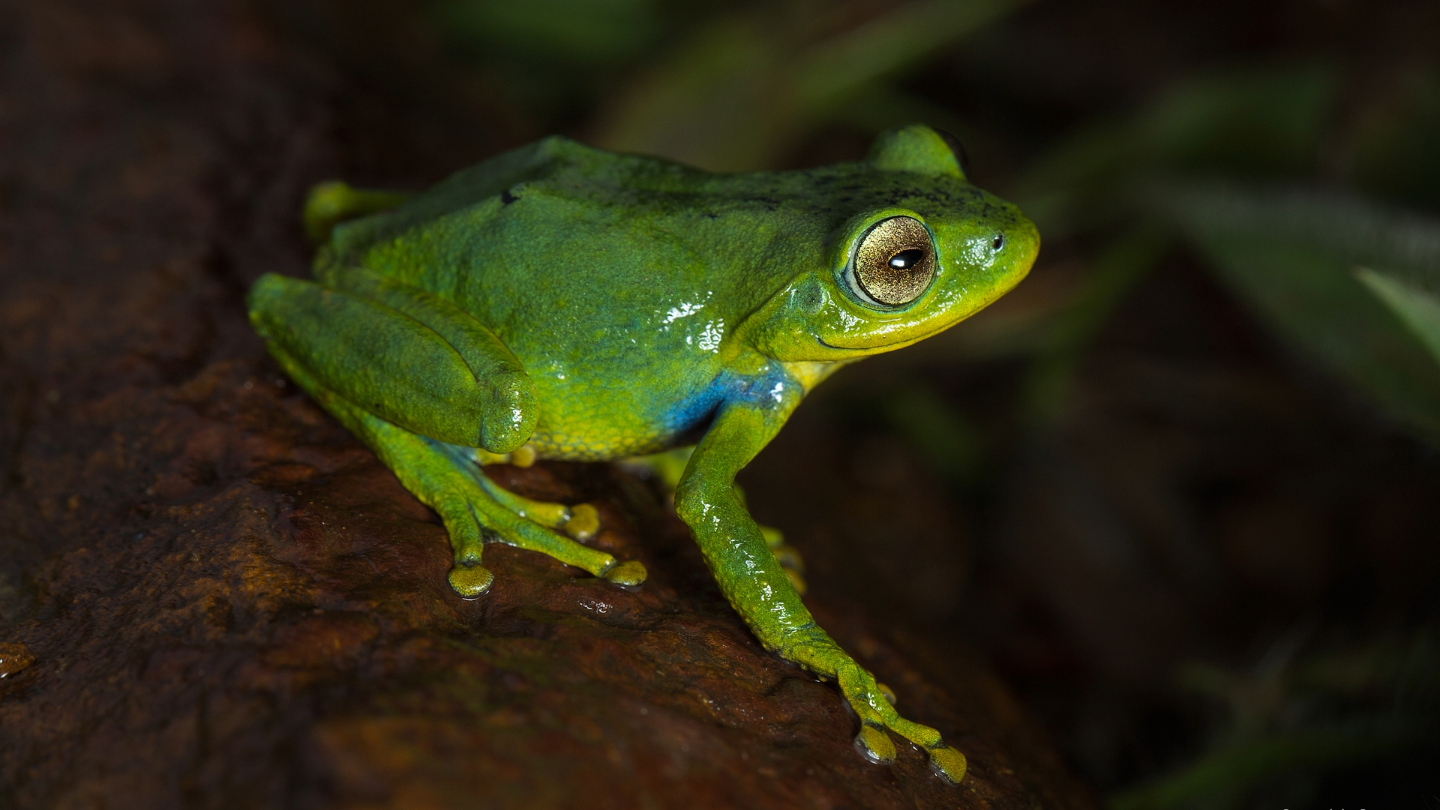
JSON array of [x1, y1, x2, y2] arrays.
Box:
[[834, 661, 967, 783], [790, 630, 966, 783], [760, 524, 807, 595], [468, 467, 601, 542], [425, 447, 645, 593]]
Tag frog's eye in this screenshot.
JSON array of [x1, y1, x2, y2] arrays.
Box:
[[848, 216, 936, 307]]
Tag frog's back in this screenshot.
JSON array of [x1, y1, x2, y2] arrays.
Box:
[[320, 139, 812, 459], [312, 138, 983, 460]]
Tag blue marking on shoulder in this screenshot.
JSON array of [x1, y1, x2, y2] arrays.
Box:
[[659, 372, 732, 438], [659, 363, 802, 441]]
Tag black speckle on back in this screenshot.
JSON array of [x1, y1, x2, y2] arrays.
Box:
[[501, 188, 519, 205]]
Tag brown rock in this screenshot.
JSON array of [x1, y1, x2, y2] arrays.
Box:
[[0, 0, 1093, 807], [0, 644, 35, 681]]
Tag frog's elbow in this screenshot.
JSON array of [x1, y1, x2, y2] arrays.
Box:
[[675, 475, 734, 526], [673, 479, 706, 524]]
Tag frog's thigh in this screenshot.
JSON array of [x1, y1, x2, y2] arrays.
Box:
[[263, 340, 641, 596], [248, 273, 535, 454], [257, 339, 496, 595]]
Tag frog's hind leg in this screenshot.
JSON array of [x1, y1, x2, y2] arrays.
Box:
[[262, 342, 645, 598]]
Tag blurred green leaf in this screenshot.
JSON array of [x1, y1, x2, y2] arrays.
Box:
[[593, 0, 1029, 171], [884, 384, 985, 486], [1014, 118, 1140, 237], [1356, 266, 1440, 369], [792, 0, 1018, 114], [1108, 722, 1412, 810], [1159, 184, 1440, 442], [1125, 632, 1439, 810], [1140, 64, 1335, 178], [1018, 64, 1338, 238], [1024, 228, 1171, 427]]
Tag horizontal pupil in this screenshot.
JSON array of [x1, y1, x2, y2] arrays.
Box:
[[888, 248, 925, 270]]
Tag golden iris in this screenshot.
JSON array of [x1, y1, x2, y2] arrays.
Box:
[[853, 216, 935, 306]]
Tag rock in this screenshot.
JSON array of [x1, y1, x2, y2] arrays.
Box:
[[0, 0, 1094, 807], [0, 644, 35, 681]]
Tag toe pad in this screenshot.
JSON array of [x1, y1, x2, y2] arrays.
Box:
[[563, 504, 600, 541], [602, 560, 647, 588], [448, 564, 495, 599], [928, 745, 967, 784], [854, 725, 896, 764]]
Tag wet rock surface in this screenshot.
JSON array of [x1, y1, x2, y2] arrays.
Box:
[[0, 1, 1092, 807]]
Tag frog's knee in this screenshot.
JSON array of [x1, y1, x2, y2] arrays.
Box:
[[672, 480, 706, 524], [246, 272, 300, 331], [477, 370, 538, 454]]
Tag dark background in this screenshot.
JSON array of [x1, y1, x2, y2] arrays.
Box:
[[3, 0, 1439, 808]]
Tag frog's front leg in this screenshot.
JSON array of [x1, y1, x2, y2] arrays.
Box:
[[248, 271, 645, 596], [626, 446, 807, 593], [673, 393, 967, 784]]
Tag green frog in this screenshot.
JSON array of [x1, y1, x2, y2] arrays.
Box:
[[247, 124, 1038, 784]]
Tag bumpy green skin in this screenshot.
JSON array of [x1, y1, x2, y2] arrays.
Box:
[[247, 124, 1038, 784]]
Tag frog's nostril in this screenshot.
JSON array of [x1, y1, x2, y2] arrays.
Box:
[[992, 234, 1005, 251]]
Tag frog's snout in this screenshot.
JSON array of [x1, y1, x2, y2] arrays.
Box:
[[997, 215, 1040, 290]]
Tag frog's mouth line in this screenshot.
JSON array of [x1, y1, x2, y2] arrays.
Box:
[[817, 320, 954, 351]]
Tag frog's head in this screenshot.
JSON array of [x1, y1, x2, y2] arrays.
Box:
[[745, 124, 1038, 364]]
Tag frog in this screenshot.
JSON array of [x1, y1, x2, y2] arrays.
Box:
[[247, 123, 1038, 784]]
